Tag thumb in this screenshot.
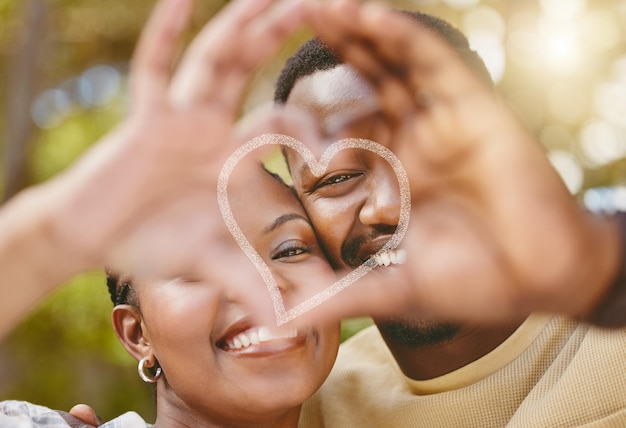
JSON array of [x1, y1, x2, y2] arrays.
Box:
[[278, 264, 421, 330], [234, 102, 327, 158], [68, 404, 101, 427]]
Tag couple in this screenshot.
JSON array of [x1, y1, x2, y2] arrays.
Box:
[[2, 0, 626, 427]]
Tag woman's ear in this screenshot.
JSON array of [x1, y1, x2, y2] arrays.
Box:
[[112, 305, 150, 361]]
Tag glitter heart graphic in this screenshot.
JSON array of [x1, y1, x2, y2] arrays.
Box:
[[218, 134, 410, 325]]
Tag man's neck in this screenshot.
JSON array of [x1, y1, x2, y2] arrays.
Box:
[[376, 316, 527, 380]]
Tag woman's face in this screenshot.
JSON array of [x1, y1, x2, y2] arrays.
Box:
[[124, 162, 340, 426]]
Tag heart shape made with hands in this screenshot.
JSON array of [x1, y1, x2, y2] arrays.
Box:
[[218, 134, 411, 325]]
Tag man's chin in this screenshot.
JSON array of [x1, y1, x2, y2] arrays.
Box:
[[374, 317, 461, 348]]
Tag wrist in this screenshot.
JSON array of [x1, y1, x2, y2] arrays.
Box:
[[0, 182, 97, 339], [42, 124, 145, 273], [10, 182, 95, 281]]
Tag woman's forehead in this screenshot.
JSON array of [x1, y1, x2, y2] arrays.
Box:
[[229, 164, 305, 223]]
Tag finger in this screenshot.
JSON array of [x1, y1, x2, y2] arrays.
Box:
[[69, 404, 100, 427], [328, 41, 417, 127], [130, 0, 194, 112], [234, 103, 323, 154], [308, 1, 417, 125], [193, 246, 283, 328], [171, 0, 307, 111], [354, 2, 489, 104], [279, 266, 422, 332], [311, 1, 498, 165], [311, 0, 480, 111]]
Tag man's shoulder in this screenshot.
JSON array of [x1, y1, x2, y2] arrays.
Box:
[[335, 324, 396, 369], [339, 325, 383, 354]]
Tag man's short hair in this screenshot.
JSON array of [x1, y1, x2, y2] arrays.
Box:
[[274, 10, 492, 103]]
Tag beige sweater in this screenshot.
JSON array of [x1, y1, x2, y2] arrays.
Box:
[[300, 315, 626, 427]]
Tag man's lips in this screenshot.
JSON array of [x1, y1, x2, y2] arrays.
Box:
[[354, 235, 394, 266]]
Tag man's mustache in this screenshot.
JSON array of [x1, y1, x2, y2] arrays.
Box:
[[341, 225, 397, 269]]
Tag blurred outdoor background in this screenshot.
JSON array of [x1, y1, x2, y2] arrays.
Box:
[[1, 0, 626, 423]]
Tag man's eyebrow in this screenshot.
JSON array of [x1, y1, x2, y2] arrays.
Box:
[[263, 213, 310, 234]]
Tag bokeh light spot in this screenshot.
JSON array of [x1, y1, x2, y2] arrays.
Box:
[[78, 65, 121, 107], [579, 120, 626, 166], [539, 0, 587, 21], [467, 30, 506, 83], [463, 7, 506, 39], [548, 150, 584, 194], [442, 0, 480, 10], [31, 89, 73, 129], [547, 83, 589, 125]]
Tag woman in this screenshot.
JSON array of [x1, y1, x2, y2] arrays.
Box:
[[2, 161, 341, 427]]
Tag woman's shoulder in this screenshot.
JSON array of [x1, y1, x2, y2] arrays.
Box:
[[0, 400, 71, 427], [0, 400, 151, 428]]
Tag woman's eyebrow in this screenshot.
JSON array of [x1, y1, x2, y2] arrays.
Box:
[[263, 213, 310, 234]]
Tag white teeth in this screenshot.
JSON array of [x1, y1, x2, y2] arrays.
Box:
[[396, 249, 407, 264], [371, 249, 407, 268], [380, 252, 391, 266], [224, 326, 300, 350], [238, 334, 251, 347], [258, 327, 272, 342], [249, 330, 260, 345]]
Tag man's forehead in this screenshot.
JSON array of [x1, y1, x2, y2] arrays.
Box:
[[287, 65, 375, 119]]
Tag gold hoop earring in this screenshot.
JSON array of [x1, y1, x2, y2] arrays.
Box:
[[138, 356, 162, 383]]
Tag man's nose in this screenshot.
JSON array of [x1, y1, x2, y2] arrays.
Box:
[[358, 171, 400, 227]]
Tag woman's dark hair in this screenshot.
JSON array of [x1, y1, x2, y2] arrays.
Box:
[[106, 270, 137, 306]]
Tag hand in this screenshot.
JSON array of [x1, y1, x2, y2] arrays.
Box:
[[302, 0, 621, 323], [0, 0, 314, 336], [60, 0, 318, 322]]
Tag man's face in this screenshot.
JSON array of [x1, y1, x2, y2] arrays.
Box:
[[285, 65, 401, 270], [285, 65, 461, 348]]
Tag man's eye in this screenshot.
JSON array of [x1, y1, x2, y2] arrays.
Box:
[[317, 173, 360, 188]]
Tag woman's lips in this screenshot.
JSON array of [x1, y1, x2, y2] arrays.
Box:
[[217, 325, 308, 355], [222, 326, 297, 349]]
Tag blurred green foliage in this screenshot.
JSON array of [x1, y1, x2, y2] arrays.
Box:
[[29, 95, 126, 182]]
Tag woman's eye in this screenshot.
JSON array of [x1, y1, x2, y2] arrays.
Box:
[[271, 241, 312, 261], [277, 248, 304, 258]]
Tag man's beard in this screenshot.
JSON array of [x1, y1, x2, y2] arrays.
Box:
[[376, 318, 461, 348], [341, 227, 460, 347]]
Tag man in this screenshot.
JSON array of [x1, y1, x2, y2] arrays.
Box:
[[276, 9, 626, 427]]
